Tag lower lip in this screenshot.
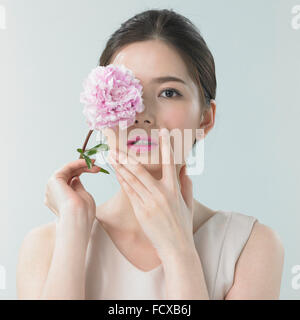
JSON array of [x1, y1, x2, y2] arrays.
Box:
[[127, 144, 157, 152]]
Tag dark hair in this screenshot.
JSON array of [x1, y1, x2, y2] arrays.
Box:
[[99, 9, 217, 147]]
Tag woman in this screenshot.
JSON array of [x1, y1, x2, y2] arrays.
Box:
[[16, 9, 284, 300]]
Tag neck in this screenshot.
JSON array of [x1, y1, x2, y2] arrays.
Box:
[[96, 164, 183, 236], [98, 187, 142, 234]]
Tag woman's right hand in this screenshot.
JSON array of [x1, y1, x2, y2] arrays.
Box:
[[44, 158, 101, 229]]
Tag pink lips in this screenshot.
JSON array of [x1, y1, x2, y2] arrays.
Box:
[[128, 145, 155, 152], [127, 136, 158, 145], [127, 136, 158, 153]]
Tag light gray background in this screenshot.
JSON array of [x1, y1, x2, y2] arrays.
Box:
[[0, 0, 299, 299]]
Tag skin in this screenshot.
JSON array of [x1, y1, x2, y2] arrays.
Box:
[[16, 39, 284, 300], [98, 39, 216, 237]]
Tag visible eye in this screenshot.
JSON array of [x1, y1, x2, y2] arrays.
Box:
[[159, 88, 182, 99]]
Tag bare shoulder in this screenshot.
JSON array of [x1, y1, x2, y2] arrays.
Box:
[[247, 221, 284, 250], [242, 221, 285, 263], [225, 221, 285, 299], [17, 221, 57, 299]]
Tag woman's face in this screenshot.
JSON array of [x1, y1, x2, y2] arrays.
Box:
[[103, 39, 205, 178]]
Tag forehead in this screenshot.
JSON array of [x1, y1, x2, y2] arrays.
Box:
[[110, 40, 192, 86]]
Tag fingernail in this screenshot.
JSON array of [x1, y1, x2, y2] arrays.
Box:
[[72, 176, 78, 184], [160, 128, 168, 136]]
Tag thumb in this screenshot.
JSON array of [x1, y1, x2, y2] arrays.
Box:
[[179, 165, 193, 211], [70, 176, 86, 193]]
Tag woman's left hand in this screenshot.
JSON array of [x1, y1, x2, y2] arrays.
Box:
[[108, 128, 195, 259]]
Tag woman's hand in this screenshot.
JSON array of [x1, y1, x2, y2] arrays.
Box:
[[108, 128, 195, 259], [44, 158, 101, 229]]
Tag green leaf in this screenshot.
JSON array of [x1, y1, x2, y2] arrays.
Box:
[[91, 143, 102, 149], [82, 154, 93, 169], [77, 144, 109, 163], [85, 143, 109, 154], [86, 149, 98, 156], [103, 145, 110, 151], [99, 167, 110, 174], [98, 144, 109, 151]]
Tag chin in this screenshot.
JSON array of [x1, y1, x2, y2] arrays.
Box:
[[139, 162, 162, 170], [139, 162, 163, 180]]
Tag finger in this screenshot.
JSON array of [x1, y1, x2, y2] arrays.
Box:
[[66, 164, 101, 185], [70, 176, 86, 193], [114, 170, 144, 208], [50, 161, 100, 206], [159, 128, 177, 187], [55, 159, 100, 181], [179, 165, 193, 211], [109, 154, 151, 204], [112, 149, 158, 194]]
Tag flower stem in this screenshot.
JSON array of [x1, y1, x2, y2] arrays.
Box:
[[79, 129, 93, 159], [77, 129, 110, 174]]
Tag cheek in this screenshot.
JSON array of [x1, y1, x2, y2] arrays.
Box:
[[161, 106, 199, 163], [162, 106, 197, 129]]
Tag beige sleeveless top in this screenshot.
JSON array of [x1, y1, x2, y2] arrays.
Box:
[[75, 210, 257, 300]]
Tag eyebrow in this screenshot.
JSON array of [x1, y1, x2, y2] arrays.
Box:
[[150, 76, 187, 86]]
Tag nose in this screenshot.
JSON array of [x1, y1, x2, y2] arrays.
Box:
[[134, 106, 155, 126], [134, 119, 151, 124]]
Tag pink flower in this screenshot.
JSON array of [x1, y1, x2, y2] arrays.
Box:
[[80, 64, 145, 130]]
